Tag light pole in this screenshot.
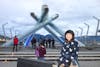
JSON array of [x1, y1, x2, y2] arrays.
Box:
[[79, 27, 83, 42], [84, 23, 89, 36], [15, 30, 19, 36], [2, 23, 8, 40], [9, 28, 13, 39], [75, 30, 79, 37], [79, 27, 83, 37], [93, 16, 100, 36], [84, 23, 89, 45]]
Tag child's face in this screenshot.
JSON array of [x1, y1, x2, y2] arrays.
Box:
[[65, 33, 73, 41]]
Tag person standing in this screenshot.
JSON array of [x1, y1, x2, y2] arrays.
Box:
[[48, 39, 51, 48], [59, 30, 79, 67], [13, 36, 19, 52], [38, 43, 46, 61], [51, 38, 55, 48], [45, 38, 48, 48], [31, 37, 36, 49]]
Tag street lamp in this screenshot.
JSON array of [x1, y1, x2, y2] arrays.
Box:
[[84, 23, 89, 36], [79, 27, 83, 37], [75, 30, 79, 37], [15, 30, 20, 36], [15, 30, 17, 36], [2, 23, 8, 40], [93, 16, 100, 36], [9, 28, 13, 39], [84, 23, 90, 45], [79, 27, 83, 42]]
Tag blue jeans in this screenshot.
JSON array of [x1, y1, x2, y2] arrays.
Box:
[[38, 57, 45, 61]]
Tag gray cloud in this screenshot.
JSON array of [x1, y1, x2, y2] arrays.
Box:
[[0, 0, 100, 37]]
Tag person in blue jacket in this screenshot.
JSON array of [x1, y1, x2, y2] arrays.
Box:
[[59, 30, 79, 67]]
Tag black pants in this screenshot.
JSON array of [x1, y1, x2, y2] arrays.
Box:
[[13, 45, 18, 52], [31, 43, 36, 49]]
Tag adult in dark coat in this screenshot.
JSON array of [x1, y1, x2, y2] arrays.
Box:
[[31, 37, 36, 49]]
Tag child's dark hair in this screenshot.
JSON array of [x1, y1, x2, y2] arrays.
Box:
[[65, 30, 75, 41]]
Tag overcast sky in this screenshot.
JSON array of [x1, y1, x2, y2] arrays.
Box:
[[0, 0, 100, 37]]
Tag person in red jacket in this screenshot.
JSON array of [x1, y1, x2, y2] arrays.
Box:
[[13, 36, 19, 52], [38, 43, 46, 61]]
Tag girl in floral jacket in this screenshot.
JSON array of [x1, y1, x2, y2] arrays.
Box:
[[59, 30, 79, 67]]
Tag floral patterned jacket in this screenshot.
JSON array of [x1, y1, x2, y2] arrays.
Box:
[[59, 40, 79, 65]]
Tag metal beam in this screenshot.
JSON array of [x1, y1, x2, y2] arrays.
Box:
[[30, 5, 85, 46], [31, 13, 64, 44], [2, 16, 57, 47]]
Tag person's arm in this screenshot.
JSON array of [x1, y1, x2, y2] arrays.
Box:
[[44, 48, 46, 54], [71, 41, 79, 59], [60, 45, 70, 61], [75, 41, 79, 55], [13, 38, 14, 43], [60, 45, 65, 56], [59, 46, 65, 62], [17, 38, 19, 44], [71, 41, 79, 66]]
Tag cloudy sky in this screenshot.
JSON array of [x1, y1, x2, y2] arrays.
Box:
[[0, 0, 100, 37]]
